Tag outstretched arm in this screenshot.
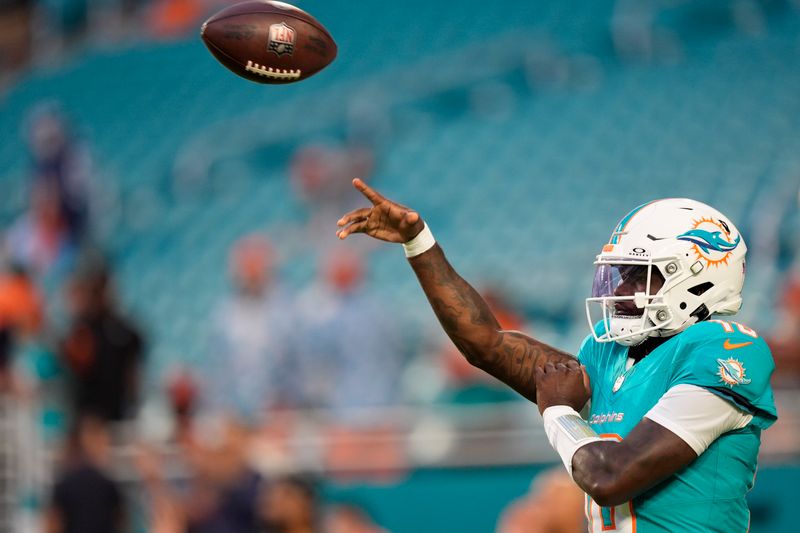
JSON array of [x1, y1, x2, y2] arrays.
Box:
[[409, 244, 575, 402], [337, 179, 580, 403]]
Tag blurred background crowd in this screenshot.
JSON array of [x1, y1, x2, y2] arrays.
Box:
[[1, 0, 799, 531]]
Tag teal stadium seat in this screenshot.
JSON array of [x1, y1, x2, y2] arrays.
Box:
[[0, 0, 798, 379]]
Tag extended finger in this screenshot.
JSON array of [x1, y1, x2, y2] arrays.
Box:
[[337, 207, 371, 227], [337, 220, 369, 240], [353, 178, 386, 206]]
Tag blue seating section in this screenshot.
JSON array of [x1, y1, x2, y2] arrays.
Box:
[[1, 1, 799, 377]]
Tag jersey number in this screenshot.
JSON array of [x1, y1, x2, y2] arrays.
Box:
[[708, 320, 758, 338], [587, 434, 637, 532], [587, 497, 636, 532]]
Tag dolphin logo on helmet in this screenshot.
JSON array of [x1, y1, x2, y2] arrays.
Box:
[[677, 217, 742, 268], [676, 229, 741, 254]]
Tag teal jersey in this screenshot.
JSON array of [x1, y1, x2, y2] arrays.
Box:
[[577, 319, 777, 533]]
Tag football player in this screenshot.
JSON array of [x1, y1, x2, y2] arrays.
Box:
[[337, 179, 776, 532]]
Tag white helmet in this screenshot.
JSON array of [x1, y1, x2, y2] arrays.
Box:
[[585, 198, 747, 346]]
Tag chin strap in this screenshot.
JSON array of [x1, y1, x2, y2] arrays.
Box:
[[610, 315, 652, 346]]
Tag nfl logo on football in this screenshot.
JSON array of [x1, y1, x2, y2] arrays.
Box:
[[268, 22, 296, 56]]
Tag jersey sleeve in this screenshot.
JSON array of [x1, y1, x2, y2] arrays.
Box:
[[645, 384, 753, 455], [669, 321, 777, 429]]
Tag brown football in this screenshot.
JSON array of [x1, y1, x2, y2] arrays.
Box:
[[200, 1, 337, 84]]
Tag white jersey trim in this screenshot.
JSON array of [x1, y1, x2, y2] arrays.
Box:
[[644, 383, 753, 455]]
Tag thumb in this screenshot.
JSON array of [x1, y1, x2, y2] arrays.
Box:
[[405, 211, 420, 225]]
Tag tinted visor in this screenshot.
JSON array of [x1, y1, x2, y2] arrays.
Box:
[[592, 264, 650, 297], [591, 263, 665, 313]]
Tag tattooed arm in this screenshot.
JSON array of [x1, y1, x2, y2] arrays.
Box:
[[337, 179, 578, 402]]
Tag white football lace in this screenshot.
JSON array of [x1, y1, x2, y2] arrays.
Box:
[[245, 61, 301, 80]]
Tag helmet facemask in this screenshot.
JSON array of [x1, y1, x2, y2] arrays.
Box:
[[585, 258, 673, 346]]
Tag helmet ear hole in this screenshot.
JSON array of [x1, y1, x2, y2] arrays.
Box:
[[690, 304, 711, 322], [679, 302, 687, 310], [688, 281, 714, 296]]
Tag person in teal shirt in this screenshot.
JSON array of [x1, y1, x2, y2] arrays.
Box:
[[336, 180, 776, 533]]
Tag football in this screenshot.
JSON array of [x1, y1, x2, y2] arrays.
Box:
[[200, 0, 337, 84]]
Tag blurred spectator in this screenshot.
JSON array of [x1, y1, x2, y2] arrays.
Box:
[[611, 0, 658, 62], [166, 366, 200, 443], [0, 265, 43, 392], [324, 503, 388, 533], [135, 444, 185, 533], [290, 144, 360, 209], [5, 104, 93, 281], [768, 268, 800, 385], [294, 247, 406, 476], [137, 417, 264, 533], [60, 255, 144, 422], [206, 234, 295, 420], [25, 104, 92, 243], [186, 418, 264, 533], [148, 0, 205, 39], [42, 0, 90, 46], [294, 246, 404, 416], [290, 143, 376, 250], [258, 475, 319, 533], [45, 414, 125, 533], [0, 0, 33, 81], [497, 467, 585, 533], [5, 181, 79, 282]]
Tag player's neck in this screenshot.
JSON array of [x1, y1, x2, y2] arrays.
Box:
[[628, 336, 671, 363]]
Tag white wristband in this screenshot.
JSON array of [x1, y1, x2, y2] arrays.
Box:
[[402, 223, 436, 258], [542, 405, 603, 478]]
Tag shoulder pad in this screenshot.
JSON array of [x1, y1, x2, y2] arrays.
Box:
[[670, 320, 777, 424]]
